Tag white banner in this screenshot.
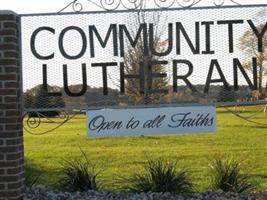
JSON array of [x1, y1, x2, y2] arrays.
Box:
[[86, 106, 216, 136]]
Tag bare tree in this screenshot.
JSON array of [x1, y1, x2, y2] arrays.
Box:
[[239, 11, 267, 98], [122, 2, 170, 104]]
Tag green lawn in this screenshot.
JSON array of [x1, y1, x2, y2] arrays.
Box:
[[24, 107, 267, 191]]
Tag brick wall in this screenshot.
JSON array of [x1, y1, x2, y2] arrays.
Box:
[[0, 11, 25, 200]]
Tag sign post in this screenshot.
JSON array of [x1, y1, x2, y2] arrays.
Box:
[[0, 11, 25, 200]]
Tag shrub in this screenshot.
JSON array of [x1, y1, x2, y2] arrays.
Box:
[[209, 156, 255, 193], [25, 172, 41, 189], [58, 150, 101, 192], [25, 159, 41, 189], [122, 157, 194, 193]]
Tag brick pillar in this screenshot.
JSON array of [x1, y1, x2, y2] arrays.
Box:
[[0, 11, 25, 200]]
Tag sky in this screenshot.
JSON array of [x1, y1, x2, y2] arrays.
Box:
[[1, 0, 267, 14]]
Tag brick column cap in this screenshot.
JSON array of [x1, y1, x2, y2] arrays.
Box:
[[0, 10, 18, 15]]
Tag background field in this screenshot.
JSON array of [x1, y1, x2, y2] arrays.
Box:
[[24, 106, 267, 191]]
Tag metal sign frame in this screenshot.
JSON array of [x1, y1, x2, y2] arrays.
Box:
[[21, 0, 267, 134]]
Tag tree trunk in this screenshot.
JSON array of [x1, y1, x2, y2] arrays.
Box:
[[258, 52, 264, 98], [259, 63, 263, 95]]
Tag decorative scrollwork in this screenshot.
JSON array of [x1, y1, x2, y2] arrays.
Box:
[[213, 0, 225, 6], [25, 112, 42, 129], [72, 0, 83, 12], [121, 0, 143, 10], [223, 104, 267, 127], [58, 0, 84, 13], [176, 0, 201, 8], [100, 0, 121, 10], [59, 0, 243, 13], [154, 0, 175, 8], [23, 110, 80, 135]]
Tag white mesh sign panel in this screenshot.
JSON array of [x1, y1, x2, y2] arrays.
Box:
[[21, 5, 267, 110]]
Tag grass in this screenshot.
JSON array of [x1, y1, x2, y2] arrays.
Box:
[[24, 106, 267, 191]]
